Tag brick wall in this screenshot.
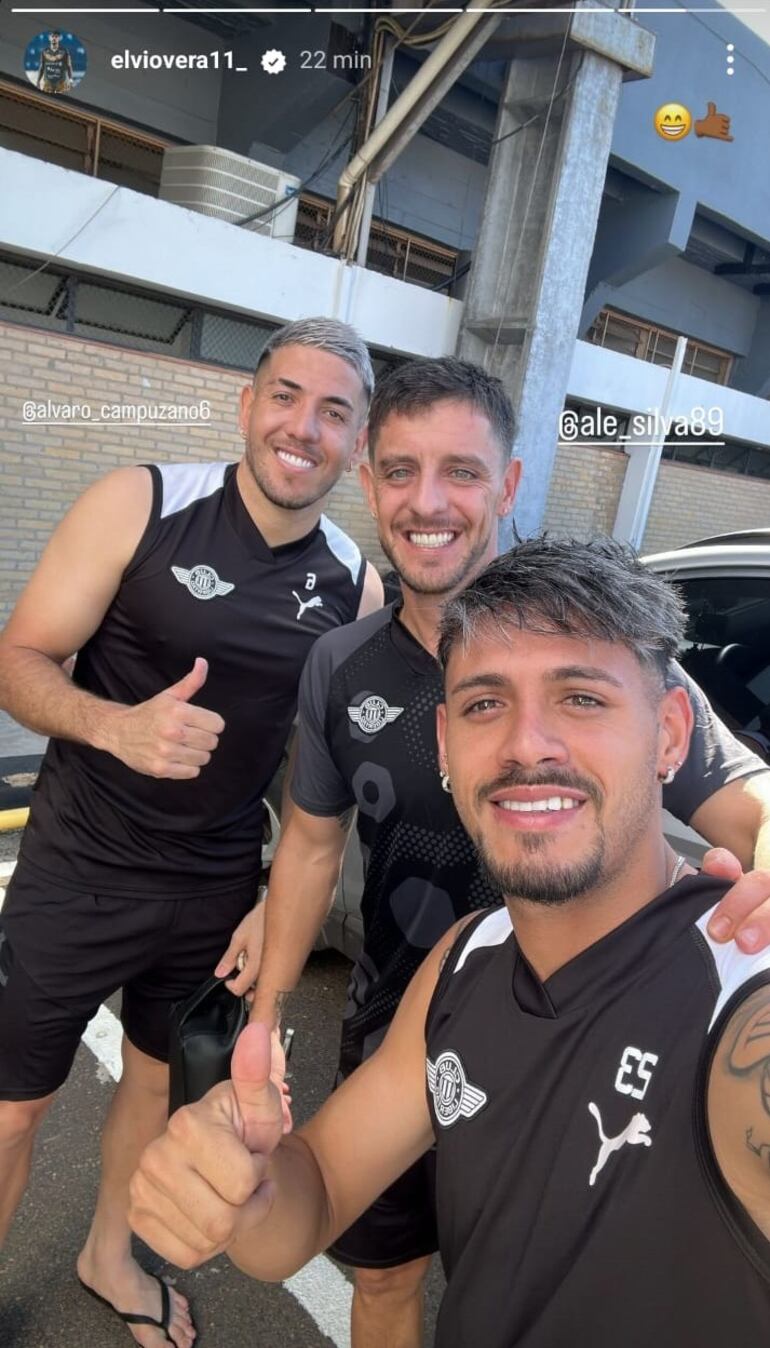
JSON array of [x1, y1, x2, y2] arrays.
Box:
[[642, 459, 770, 554], [542, 441, 770, 553], [0, 320, 385, 623], [541, 442, 628, 538]]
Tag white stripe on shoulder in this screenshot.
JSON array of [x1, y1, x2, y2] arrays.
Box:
[[319, 515, 362, 585], [159, 462, 228, 520], [454, 908, 513, 973], [697, 903, 770, 1030]]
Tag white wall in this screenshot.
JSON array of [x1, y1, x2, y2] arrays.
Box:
[[0, 149, 461, 358], [567, 339, 770, 449]]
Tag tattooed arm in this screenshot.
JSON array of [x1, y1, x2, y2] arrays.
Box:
[[708, 982, 770, 1240], [250, 802, 355, 1029]]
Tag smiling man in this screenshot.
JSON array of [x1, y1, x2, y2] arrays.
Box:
[[249, 356, 770, 1348], [0, 317, 381, 1348], [130, 537, 770, 1348]]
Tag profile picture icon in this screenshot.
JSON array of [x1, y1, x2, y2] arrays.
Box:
[[24, 29, 87, 95]]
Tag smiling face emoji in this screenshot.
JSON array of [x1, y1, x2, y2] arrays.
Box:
[[654, 103, 692, 141]]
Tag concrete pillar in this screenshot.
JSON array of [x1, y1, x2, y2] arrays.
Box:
[[457, 9, 654, 541]]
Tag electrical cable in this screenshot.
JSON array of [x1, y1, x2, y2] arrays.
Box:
[[313, 0, 478, 254], [491, 52, 583, 146], [3, 183, 121, 296], [234, 95, 358, 229], [234, 0, 452, 234]]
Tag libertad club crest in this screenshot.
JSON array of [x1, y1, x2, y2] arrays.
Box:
[[427, 1051, 487, 1128], [171, 564, 234, 601], [347, 695, 404, 735]]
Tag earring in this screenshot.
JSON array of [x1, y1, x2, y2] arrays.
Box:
[[440, 769, 452, 794], [659, 761, 681, 785]]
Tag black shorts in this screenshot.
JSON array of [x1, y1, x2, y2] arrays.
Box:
[[329, 1144, 438, 1270], [0, 863, 256, 1101]]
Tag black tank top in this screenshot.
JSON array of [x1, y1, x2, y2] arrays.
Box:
[[425, 876, 770, 1347], [20, 461, 365, 896]]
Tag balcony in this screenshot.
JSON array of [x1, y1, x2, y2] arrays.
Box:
[[0, 79, 460, 294], [295, 192, 460, 293], [0, 77, 168, 195], [586, 307, 733, 387]]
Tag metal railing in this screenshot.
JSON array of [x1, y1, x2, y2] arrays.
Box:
[[295, 191, 460, 291], [0, 77, 170, 195], [0, 80, 461, 292], [586, 308, 733, 386]]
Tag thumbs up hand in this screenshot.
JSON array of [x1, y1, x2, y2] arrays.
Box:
[[232, 1022, 293, 1150], [99, 655, 226, 778], [129, 1024, 289, 1269]]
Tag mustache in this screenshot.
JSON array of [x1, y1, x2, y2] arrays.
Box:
[[477, 768, 602, 808]]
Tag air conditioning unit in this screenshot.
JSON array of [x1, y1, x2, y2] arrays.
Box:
[[159, 145, 301, 241]]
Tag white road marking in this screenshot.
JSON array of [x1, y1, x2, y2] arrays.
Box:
[[0, 862, 16, 907], [83, 1000, 352, 1346], [82, 1003, 124, 1081], [285, 1259, 352, 1347]]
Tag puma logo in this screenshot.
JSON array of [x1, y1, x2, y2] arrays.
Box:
[[292, 590, 324, 621], [588, 1101, 652, 1186]]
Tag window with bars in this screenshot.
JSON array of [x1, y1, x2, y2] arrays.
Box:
[[586, 308, 733, 386], [0, 252, 404, 378], [661, 438, 770, 480]]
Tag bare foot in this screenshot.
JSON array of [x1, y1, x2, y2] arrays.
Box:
[[76, 1250, 195, 1348]]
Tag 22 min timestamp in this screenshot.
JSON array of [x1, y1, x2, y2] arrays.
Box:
[[300, 50, 373, 71]]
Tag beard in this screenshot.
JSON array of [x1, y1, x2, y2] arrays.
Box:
[[243, 439, 336, 512], [378, 523, 492, 597], [468, 759, 658, 908], [476, 829, 606, 906]]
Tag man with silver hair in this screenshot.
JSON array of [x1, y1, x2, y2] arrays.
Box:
[[0, 316, 381, 1348]]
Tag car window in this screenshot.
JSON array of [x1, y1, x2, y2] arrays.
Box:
[[669, 574, 770, 763]]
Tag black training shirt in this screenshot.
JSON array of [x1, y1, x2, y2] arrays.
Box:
[[21, 461, 365, 896], [426, 876, 770, 1347], [292, 604, 767, 1075]]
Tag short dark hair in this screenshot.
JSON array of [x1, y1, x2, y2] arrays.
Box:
[[437, 535, 686, 684], [367, 356, 516, 460]]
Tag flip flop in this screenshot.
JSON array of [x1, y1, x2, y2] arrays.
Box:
[[78, 1273, 187, 1345]]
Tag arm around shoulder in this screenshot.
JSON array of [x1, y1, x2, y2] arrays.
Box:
[[691, 773, 770, 872]]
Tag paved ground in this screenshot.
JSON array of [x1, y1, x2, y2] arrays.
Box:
[[0, 711, 45, 759], [0, 827, 446, 1347], [0, 712, 45, 814], [0, 715, 447, 1343]]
